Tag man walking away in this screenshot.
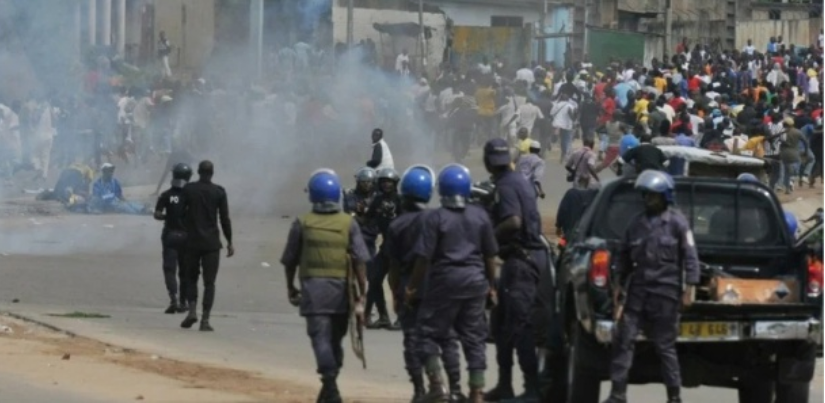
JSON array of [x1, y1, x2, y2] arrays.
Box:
[[281, 169, 370, 403], [180, 161, 234, 331], [154, 163, 193, 314], [366, 128, 395, 171]]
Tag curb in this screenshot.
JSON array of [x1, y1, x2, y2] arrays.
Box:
[[3, 310, 78, 337]]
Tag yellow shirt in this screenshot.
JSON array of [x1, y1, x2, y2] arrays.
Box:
[[743, 136, 765, 158], [517, 138, 531, 154], [475, 87, 497, 117], [634, 99, 649, 121], [654, 77, 667, 94]]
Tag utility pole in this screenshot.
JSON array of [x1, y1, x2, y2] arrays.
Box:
[[418, 0, 425, 74], [250, 0, 264, 81], [346, 0, 354, 48], [664, 0, 672, 59], [540, 0, 548, 63]]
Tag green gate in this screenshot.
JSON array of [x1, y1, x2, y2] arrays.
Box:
[[587, 28, 645, 68]]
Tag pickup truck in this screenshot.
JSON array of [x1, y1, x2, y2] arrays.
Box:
[[555, 176, 822, 403]]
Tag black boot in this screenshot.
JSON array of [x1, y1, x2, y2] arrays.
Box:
[[500, 374, 539, 402], [447, 379, 467, 402], [367, 314, 391, 329], [423, 369, 447, 403], [177, 300, 189, 313], [180, 302, 198, 328], [389, 318, 402, 331], [483, 368, 514, 401], [666, 386, 682, 403], [411, 372, 426, 403], [164, 296, 178, 314], [199, 311, 214, 332], [322, 374, 342, 403], [601, 382, 627, 403]]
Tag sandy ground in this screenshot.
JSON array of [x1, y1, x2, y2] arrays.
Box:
[[0, 315, 319, 403]]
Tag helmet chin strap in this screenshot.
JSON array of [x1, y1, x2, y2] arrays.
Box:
[[312, 201, 340, 214]]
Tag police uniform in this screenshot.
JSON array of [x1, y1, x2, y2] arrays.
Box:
[[606, 171, 699, 403], [484, 139, 548, 402], [364, 186, 401, 328], [154, 184, 189, 313], [385, 206, 464, 401], [408, 164, 498, 403], [280, 206, 370, 402]]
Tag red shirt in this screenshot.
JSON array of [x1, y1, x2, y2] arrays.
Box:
[[598, 97, 615, 126], [594, 82, 606, 102], [688, 76, 701, 92], [669, 97, 685, 111]]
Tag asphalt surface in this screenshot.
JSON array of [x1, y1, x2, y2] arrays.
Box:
[[0, 147, 821, 401], [0, 371, 108, 403]]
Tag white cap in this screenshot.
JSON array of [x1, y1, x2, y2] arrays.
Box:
[[530, 140, 541, 149]]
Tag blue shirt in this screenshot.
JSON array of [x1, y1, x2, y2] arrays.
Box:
[[620, 133, 640, 156], [92, 178, 123, 204], [675, 134, 696, 147], [614, 82, 632, 108]]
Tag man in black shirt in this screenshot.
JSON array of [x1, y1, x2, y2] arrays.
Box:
[[153, 163, 192, 314], [620, 134, 668, 173], [180, 160, 234, 331]]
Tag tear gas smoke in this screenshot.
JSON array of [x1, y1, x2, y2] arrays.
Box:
[[0, 0, 438, 256]]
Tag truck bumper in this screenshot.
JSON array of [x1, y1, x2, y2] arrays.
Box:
[[593, 318, 822, 344]]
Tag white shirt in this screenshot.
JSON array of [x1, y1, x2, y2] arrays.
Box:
[[660, 104, 676, 123], [549, 100, 577, 131], [516, 103, 544, 132], [809, 76, 820, 94], [395, 53, 409, 72], [515, 68, 535, 85], [478, 63, 492, 75], [373, 139, 394, 171], [622, 69, 635, 82]]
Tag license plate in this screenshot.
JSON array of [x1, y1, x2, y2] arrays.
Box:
[[679, 322, 739, 341]]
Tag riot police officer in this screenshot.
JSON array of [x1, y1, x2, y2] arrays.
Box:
[[482, 139, 548, 402], [343, 167, 377, 223], [364, 167, 401, 329], [280, 169, 370, 403], [604, 170, 699, 403], [153, 163, 192, 314], [386, 165, 465, 402], [405, 164, 498, 403]]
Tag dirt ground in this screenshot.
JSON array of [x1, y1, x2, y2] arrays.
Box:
[[0, 315, 323, 403]]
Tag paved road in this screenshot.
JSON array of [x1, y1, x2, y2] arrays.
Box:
[[0, 148, 821, 402], [0, 372, 108, 403]]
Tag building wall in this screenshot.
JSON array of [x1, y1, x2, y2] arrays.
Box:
[[736, 18, 821, 49], [153, 0, 215, 74], [330, 4, 447, 72], [751, 9, 810, 21], [436, 2, 542, 27]]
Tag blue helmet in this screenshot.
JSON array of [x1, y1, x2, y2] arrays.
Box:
[[438, 164, 472, 208], [400, 165, 435, 203], [634, 169, 675, 204], [737, 173, 759, 183], [784, 211, 798, 237], [307, 169, 341, 204]]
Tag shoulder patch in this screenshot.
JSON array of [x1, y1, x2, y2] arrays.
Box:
[[685, 230, 695, 247]]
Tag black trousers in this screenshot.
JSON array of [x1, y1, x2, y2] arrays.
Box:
[[161, 238, 187, 303], [185, 249, 220, 314]]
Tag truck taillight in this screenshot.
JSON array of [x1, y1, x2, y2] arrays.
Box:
[[808, 258, 823, 297], [589, 250, 610, 287]]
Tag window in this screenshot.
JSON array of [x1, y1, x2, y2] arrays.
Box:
[[594, 184, 783, 246], [491, 16, 524, 28], [768, 9, 782, 20]]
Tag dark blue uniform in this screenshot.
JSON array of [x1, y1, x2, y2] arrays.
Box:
[[385, 209, 463, 394], [280, 217, 371, 377], [154, 187, 189, 307], [491, 169, 548, 394], [413, 204, 498, 386], [364, 191, 400, 325], [610, 208, 700, 389]]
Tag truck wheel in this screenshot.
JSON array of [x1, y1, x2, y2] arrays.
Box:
[[565, 323, 601, 403], [737, 378, 773, 403], [774, 382, 810, 403]]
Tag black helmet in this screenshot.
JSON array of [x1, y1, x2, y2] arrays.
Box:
[[376, 167, 399, 182], [171, 163, 192, 188]]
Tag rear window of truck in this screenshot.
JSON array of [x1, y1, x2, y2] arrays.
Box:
[[593, 184, 785, 246]]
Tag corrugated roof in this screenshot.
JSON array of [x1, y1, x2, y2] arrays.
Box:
[[424, 0, 562, 9]]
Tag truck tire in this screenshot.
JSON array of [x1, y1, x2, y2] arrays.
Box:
[[737, 379, 773, 403], [565, 322, 602, 403], [774, 382, 810, 403]]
